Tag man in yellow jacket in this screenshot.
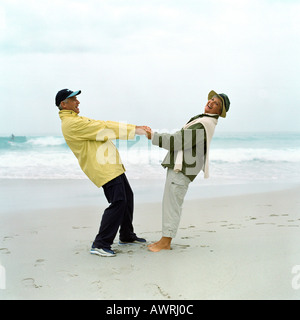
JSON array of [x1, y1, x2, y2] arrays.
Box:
[[56, 89, 150, 257]]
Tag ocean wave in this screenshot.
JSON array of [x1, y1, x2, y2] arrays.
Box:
[[210, 148, 300, 163], [0, 136, 67, 150], [25, 136, 66, 147], [0, 134, 300, 181]]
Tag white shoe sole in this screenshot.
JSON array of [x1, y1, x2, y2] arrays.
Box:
[[90, 249, 116, 257]]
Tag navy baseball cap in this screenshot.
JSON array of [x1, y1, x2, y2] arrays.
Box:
[[55, 89, 81, 107]]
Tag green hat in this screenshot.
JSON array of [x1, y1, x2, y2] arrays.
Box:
[[208, 90, 230, 118]]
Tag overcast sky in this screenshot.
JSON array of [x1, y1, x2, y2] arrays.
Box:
[[0, 0, 299, 135]]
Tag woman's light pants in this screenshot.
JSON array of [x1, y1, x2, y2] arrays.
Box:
[[162, 168, 191, 238]]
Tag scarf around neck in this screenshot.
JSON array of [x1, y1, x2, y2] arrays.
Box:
[[174, 114, 218, 178]]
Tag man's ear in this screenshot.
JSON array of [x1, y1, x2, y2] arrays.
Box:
[[60, 101, 65, 109]]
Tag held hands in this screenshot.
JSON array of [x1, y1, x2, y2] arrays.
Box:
[[135, 126, 153, 140]]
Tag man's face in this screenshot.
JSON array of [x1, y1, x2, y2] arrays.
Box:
[[61, 96, 80, 114], [204, 96, 222, 115]]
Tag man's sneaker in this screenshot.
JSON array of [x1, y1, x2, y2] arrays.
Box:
[[90, 246, 116, 257], [119, 237, 147, 245]]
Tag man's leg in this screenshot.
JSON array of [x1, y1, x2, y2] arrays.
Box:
[[119, 174, 137, 242], [93, 174, 127, 250]]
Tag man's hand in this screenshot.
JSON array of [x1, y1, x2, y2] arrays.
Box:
[[135, 126, 153, 139]]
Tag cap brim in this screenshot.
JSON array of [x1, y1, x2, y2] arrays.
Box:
[[208, 90, 226, 118], [66, 90, 81, 99]]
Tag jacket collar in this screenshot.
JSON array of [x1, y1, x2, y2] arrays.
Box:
[[59, 110, 78, 119], [201, 113, 219, 119], [187, 113, 219, 124]]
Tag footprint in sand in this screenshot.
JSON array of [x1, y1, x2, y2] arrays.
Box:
[[0, 248, 10, 254], [72, 226, 91, 230], [91, 280, 103, 290], [34, 259, 46, 267], [22, 278, 42, 289], [58, 270, 79, 282], [146, 283, 171, 299], [277, 224, 299, 228], [175, 244, 190, 250], [3, 235, 16, 241]]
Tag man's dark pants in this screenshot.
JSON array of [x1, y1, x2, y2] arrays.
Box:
[[93, 173, 137, 250]]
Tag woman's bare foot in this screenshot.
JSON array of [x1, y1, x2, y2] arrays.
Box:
[[148, 237, 172, 252], [147, 241, 160, 248], [148, 242, 157, 248]]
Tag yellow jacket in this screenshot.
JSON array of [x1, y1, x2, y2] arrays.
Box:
[[59, 110, 136, 187]]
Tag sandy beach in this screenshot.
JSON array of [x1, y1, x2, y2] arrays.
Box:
[[0, 179, 300, 300]]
